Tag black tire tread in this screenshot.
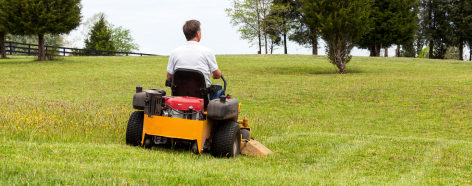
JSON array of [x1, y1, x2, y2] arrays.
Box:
[[211, 121, 240, 157], [126, 111, 144, 146]]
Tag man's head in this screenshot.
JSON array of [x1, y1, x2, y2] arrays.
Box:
[[183, 20, 201, 42]]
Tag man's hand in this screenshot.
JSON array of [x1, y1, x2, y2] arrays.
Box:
[[211, 69, 221, 79], [167, 72, 173, 79]]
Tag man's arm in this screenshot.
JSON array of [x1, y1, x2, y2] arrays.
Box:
[[211, 69, 221, 79], [167, 72, 173, 79]]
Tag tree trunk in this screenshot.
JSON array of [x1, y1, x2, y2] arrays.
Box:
[[258, 31, 261, 54], [264, 34, 268, 54], [0, 32, 6, 59], [384, 46, 388, 57], [283, 33, 287, 54], [459, 40, 463, 60], [310, 29, 318, 55], [370, 45, 375, 57], [428, 0, 434, 59], [336, 62, 347, 74], [429, 40, 434, 59], [375, 45, 381, 57], [38, 34, 46, 61], [256, 0, 261, 55], [312, 40, 318, 55]]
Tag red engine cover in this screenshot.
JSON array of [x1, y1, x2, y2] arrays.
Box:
[[165, 96, 204, 111]]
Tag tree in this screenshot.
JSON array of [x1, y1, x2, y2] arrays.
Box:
[[1, 0, 81, 61], [304, 0, 372, 74], [0, 0, 8, 58], [274, 0, 320, 55], [421, 0, 454, 59], [83, 13, 139, 54], [0, 22, 6, 59], [0, 28, 5, 59], [469, 42, 472, 61], [357, 0, 419, 57], [417, 46, 430, 58], [226, 0, 272, 54], [450, 0, 472, 60], [84, 14, 115, 54], [266, 29, 282, 54], [400, 42, 417, 57], [267, 2, 293, 54], [110, 24, 139, 53]]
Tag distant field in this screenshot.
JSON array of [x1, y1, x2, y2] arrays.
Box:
[[1, 55, 471, 185]]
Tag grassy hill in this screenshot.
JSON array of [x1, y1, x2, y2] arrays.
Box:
[[1, 55, 471, 185]]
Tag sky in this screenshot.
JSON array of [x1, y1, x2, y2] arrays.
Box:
[[66, 0, 378, 56], [68, 0, 470, 58]]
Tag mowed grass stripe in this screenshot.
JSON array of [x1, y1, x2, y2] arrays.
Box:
[[1, 55, 471, 184], [1, 131, 471, 185]]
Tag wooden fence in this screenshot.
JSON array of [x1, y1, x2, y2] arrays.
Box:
[[1, 41, 157, 56]]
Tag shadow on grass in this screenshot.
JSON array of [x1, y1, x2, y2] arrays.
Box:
[[0, 57, 73, 65], [145, 143, 209, 155], [253, 66, 365, 75]]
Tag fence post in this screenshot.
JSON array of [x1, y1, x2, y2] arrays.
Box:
[[126, 52, 128, 56], [28, 45, 31, 56], [63, 48, 65, 56], [9, 42, 12, 55]]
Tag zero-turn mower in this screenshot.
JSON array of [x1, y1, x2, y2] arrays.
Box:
[[126, 69, 272, 157]]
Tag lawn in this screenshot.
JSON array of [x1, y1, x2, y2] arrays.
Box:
[[0, 55, 471, 185]]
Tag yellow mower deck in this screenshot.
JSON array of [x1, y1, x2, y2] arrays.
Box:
[[141, 114, 273, 156], [142, 114, 213, 153]]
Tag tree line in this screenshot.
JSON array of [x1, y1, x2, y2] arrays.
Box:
[[226, 0, 472, 73], [0, 0, 139, 60]]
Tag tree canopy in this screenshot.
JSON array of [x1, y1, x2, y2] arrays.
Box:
[[226, 0, 272, 54], [450, 0, 472, 60], [304, 0, 372, 73], [1, 0, 82, 60], [83, 13, 139, 54], [357, 0, 418, 57], [84, 14, 115, 53]]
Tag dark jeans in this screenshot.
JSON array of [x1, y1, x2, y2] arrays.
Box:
[[209, 84, 225, 100]]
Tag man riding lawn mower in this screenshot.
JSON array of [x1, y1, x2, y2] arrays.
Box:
[[125, 19, 271, 157], [125, 69, 272, 157]]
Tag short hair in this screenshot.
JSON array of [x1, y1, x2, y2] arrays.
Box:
[[183, 20, 201, 40]]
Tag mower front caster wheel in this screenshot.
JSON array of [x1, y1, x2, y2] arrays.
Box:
[[241, 129, 250, 140], [144, 137, 153, 149], [191, 142, 199, 154], [211, 121, 241, 158]]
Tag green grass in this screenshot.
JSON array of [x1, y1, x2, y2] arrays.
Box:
[[1, 55, 471, 185]]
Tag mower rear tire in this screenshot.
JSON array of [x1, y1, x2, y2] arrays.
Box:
[[126, 111, 144, 146], [241, 129, 250, 140], [211, 121, 241, 158]]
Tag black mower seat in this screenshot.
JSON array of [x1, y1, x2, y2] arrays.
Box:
[[169, 68, 210, 107]]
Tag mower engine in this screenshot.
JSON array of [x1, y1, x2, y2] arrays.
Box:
[[163, 97, 204, 120]]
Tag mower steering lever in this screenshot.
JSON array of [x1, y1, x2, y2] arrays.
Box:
[[221, 75, 227, 93]]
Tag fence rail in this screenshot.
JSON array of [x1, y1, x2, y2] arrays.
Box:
[[1, 41, 157, 56]]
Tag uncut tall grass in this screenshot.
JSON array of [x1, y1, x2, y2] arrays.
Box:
[[1, 55, 471, 185]]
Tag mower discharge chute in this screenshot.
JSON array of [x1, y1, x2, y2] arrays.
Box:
[[126, 69, 272, 157]]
